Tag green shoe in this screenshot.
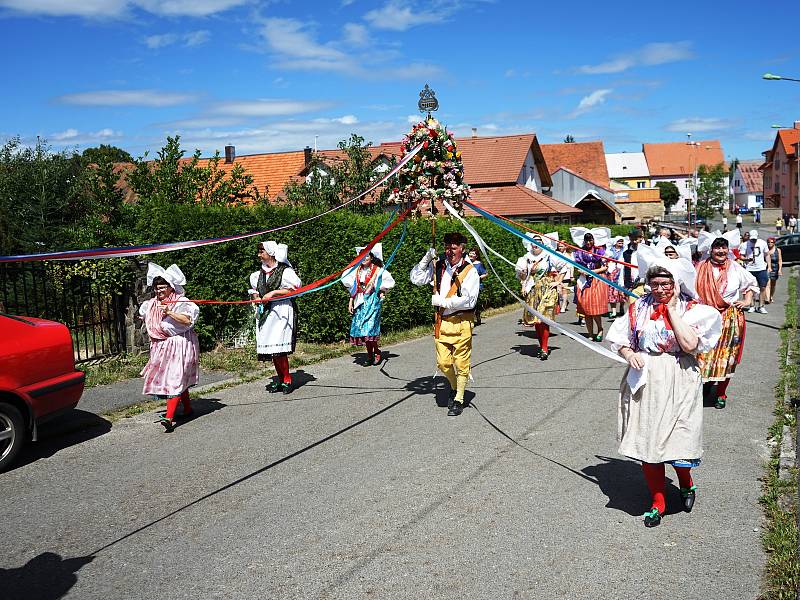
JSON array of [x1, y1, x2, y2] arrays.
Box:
[[680, 485, 696, 512], [643, 508, 662, 528], [265, 380, 281, 393], [594, 333, 603, 342], [714, 396, 726, 409]]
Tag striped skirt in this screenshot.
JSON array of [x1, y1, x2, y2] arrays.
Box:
[[697, 305, 746, 382], [576, 275, 609, 316]]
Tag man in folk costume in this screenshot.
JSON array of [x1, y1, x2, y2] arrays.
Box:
[[410, 231, 480, 416], [340, 244, 396, 366], [515, 233, 565, 360], [248, 241, 302, 394], [694, 234, 757, 409]]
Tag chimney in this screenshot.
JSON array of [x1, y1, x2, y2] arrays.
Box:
[[471, 127, 478, 138], [304, 146, 312, 165], [224, 145, 235, 163], [794, 121, 800, 130]]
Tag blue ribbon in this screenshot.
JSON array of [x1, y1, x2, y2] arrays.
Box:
[[463, 199, 638, 299]]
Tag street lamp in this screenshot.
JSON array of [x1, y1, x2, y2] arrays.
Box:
[[763, 73, 800, 83]]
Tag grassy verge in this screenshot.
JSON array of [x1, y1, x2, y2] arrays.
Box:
[[760, 274, 799, 600]]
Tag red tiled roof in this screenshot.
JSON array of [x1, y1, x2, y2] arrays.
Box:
[[642, 140, 725, 176], [738, 160, 763, 193], [778, 128, 800, 157], [193, 151, 307, 199], [465, 185, 581, 217], [539, 141, 610, 187], [375, 133, 552, 188]]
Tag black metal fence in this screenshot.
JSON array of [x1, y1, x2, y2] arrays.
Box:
[[0, 262, 128, 363]]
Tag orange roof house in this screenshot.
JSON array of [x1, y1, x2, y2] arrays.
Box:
[[642, 140, 725, 177], [540, 141, 610, 188], [760, 123, 800, 212]]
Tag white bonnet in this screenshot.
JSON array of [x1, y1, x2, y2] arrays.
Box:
[[146, 262, 186, 295]]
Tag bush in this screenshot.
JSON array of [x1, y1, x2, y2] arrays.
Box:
[[125, 201, 630, 349]]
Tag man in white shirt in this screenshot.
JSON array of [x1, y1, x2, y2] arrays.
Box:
[[735, 213, 743, 229], [742, 230, 769, 313], [411, 232, 480, 416], [722, 215, 728, 230]]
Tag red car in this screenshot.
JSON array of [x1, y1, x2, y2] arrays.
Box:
[[0, 313, 85, 471]]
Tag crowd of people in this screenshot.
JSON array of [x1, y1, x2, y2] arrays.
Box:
[[136, 213, 777, 528]]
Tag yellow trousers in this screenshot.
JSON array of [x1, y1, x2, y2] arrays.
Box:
[[435, 313, 473, 402]]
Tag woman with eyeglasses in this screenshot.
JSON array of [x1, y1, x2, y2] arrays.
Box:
[[139, 263, 200, 432], [607, 260, 721, 527], [695, 237, 757, 409]]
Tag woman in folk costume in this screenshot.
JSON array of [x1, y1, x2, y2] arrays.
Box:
[[607, 257, 722, 527], [248, 241, 302, 394], [556, 241, 574, 313], [340, 244, 396, 366], [606, 236, 627, 319], [694, 235, 757, 409], [515, 233, 564, 360], [572, 228, 610, 342], [139, 263, 200, 432]]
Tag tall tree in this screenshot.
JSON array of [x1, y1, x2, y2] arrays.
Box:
[[81, 144, 133, 164], [695, 163, 728, 218], [655, 181, 680, 214]]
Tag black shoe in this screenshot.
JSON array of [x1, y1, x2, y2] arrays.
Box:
[[266, 380, 281, 393], [714, 396, 727, 409], [447, 390, 456, 411], [447, 401, 463, 416], [159, 417, 175, 433], [540, 350, 549, 361], [365, 353, 374, 366], [680, 486, 696, 512], [280, 382, 292, 395], [643, 508, 662, 527], [532, 347, 542, 357]]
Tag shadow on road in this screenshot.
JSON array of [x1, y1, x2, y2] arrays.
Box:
[[581, 455, 682, 517], [0, 552, 94, 600], [7, 410, 111, 473], [351, 351, 400, 367], [158, 398, 227, 431]]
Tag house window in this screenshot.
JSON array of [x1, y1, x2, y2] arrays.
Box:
[[637, 181, 646, 188], [735, 179, 740, 187], [775, 183, 780, 193]]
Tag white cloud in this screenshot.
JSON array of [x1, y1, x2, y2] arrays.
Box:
[[209, 99, 333, 117], [342, 22, 370, 46], [665, 117, 735, 132], [577, 41, 693, 75], [333, 115, 358, 125], [144, 30, 210, 49], [261, 18, 346, 62], [57, 89, 197, 107], [363, 0, 450, 31], [571, 89, 612, 117], [49, 127, 122, 144], [0, 0, 245, 17]]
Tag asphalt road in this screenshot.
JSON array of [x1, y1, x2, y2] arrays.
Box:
[[0, 278, 785, 599]]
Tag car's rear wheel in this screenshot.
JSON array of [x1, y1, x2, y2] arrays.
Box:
[[0, 402, 26, 472]]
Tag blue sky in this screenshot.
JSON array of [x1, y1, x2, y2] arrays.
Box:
[[1, 0, 798, 161]]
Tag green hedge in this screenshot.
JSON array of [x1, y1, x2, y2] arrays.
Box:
[[128, 202, 631, 349]]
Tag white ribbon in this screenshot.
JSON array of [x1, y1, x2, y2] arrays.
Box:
[[442, 200, 627, 365]]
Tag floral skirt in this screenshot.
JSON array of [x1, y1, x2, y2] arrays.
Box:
[[349, 293, 383, 346], [697, 305, 745, 382], [606, 270, 626, 303], [141, 331, 200, 396], [522, 274, 559, 326], [576, 275, 609, 316]]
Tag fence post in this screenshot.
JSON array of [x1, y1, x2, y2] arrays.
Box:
[[123, 260, 150, 354]]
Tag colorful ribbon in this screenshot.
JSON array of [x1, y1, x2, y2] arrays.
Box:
[[0, 144, 423, 263], [442, 200, 627, 365], [462, 198, 638, 299]]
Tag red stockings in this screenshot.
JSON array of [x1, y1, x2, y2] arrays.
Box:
[[166, 390, 192, 420], [534, 323, 550, 353], [365, 341, 381, 360], [272, 355, 292, 384], [715, 378, 731, 398], [641, 462, 666, 514]]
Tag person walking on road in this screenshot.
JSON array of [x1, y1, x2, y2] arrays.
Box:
[[574, 232, 609, 341], [765, 237, 783, 304], [776, 218, 784, 236], [735, 213, 743, 230], [722, 214, 728, 230], [139, 263, 200, 433], [741, 231, 769, 314], [467, 247, 488, 325], [607, 259, 721, 528], [606, 237, 627, 319], [410, 232, 480, 416], [249, 241, 301, 394], [341, 244, 395, 366], [515, 234, 564, 360], [695, 237, 757, 409]]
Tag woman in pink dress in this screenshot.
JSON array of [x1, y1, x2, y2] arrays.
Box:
[[139, 263, 200, 432]]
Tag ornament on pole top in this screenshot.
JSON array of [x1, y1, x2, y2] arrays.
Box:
[[418, 84, 439, 118]]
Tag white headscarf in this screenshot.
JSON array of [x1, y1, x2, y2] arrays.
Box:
[[697, 229, 740, 259], [570, 226, 611, 247], [146, 262, 186, 295], [260, 241, 291, 267], [355, 243, 383, 263], [636, 243, 697, 299]]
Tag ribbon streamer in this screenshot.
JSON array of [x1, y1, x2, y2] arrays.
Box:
[[462, 198, 638, 299], [465, 200, 636, 269], [0, 144, 423, 263], [442, 200, 628, 365]]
